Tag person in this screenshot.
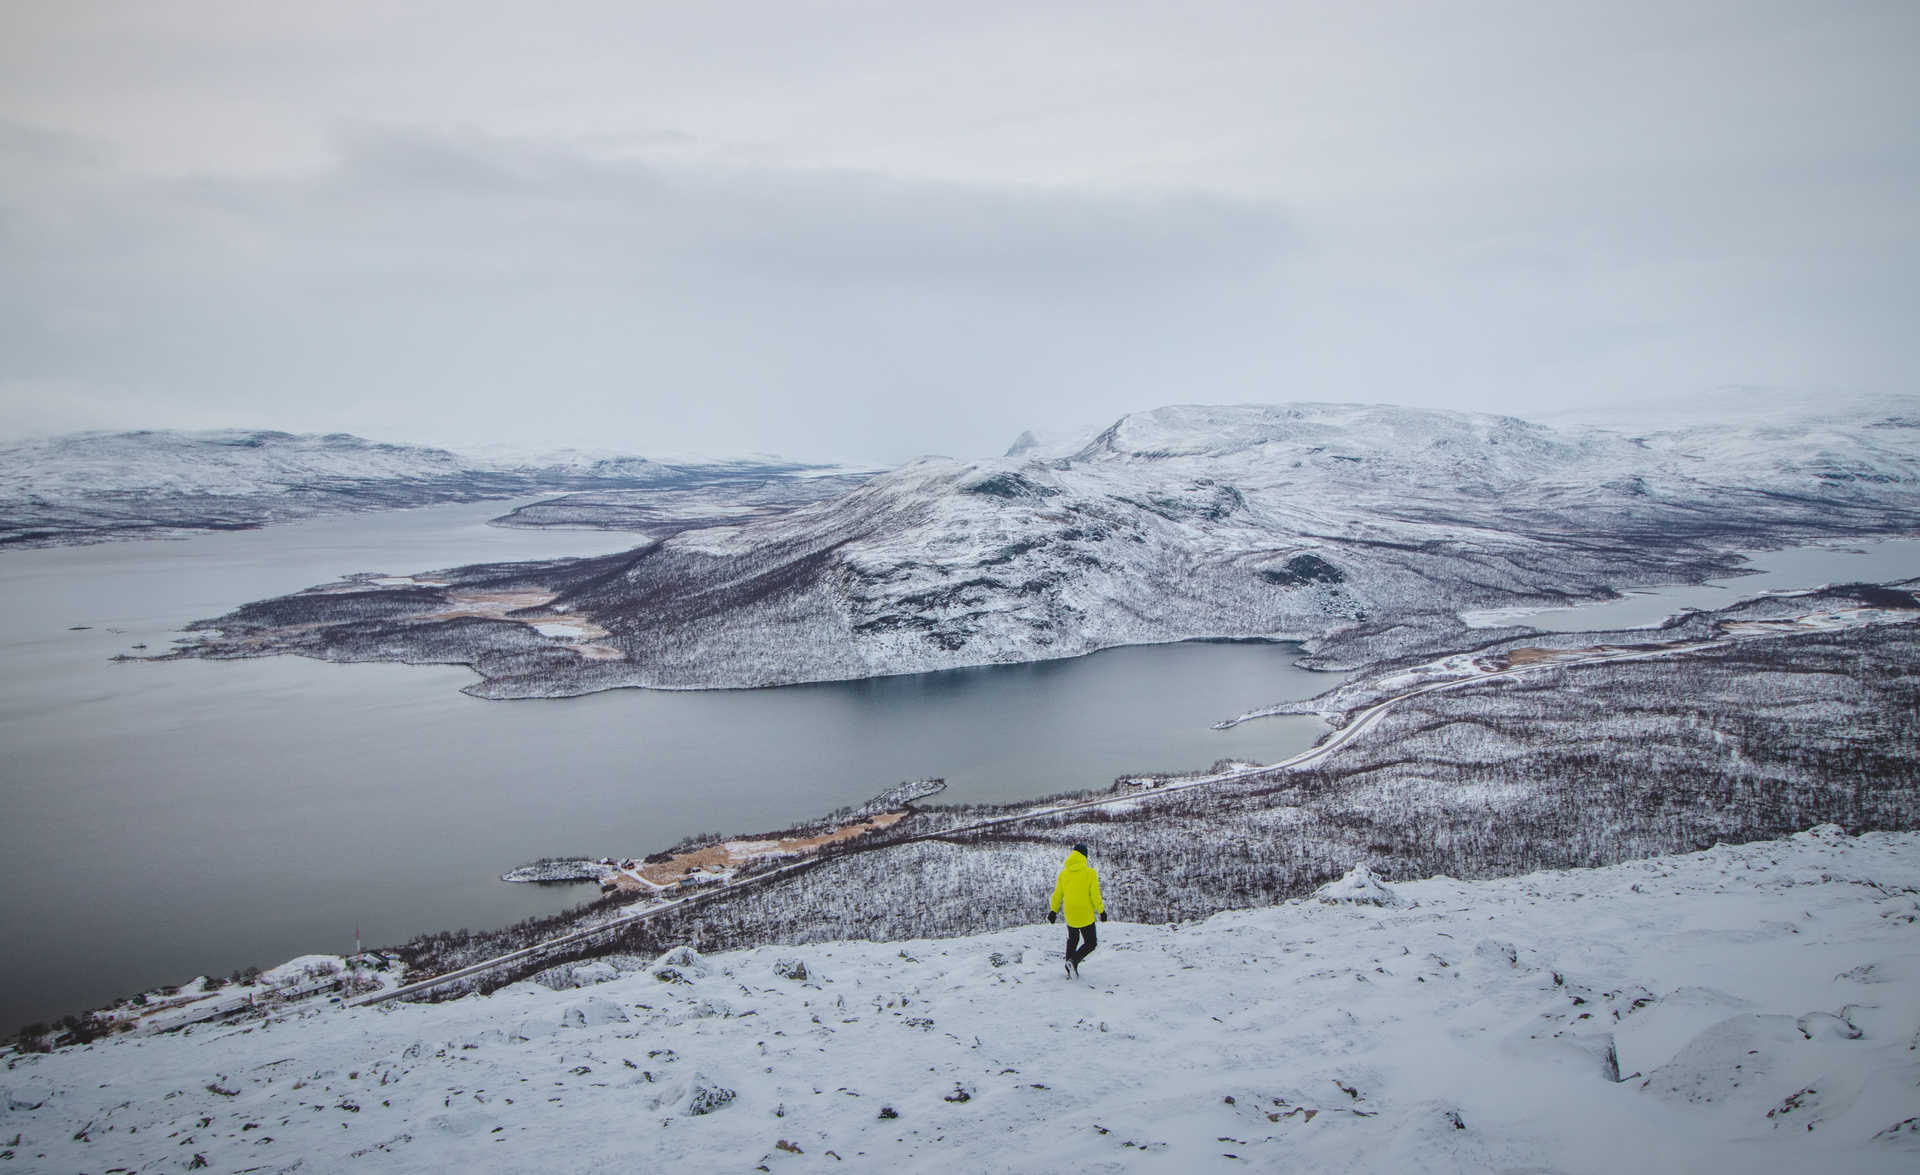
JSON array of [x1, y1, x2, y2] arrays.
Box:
[[1047, 843, 1107, 978]]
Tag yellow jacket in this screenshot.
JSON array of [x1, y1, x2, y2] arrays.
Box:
[[1049, 851, 1104, 928]]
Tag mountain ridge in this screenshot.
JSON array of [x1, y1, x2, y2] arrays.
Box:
[[0, 428, 848, 548], [159, 400, 1920, 695]]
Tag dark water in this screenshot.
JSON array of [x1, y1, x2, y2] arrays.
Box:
[[0, 502, 1334, 1031]]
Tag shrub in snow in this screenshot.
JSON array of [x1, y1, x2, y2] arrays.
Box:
[[1871, 1117, 1920, 1143], [1529, 1031, 1623, 1083], [684, 1077, 735, 1116], [772, 957, 808, 981], [1314, 864, 1402, 906], [1796, 1011, 1861, 1041], [1798, 823, 1850, 845], [532, 957, 645, 990], [1472, 940, 1518, 969], [646, 1071, 735, 1116]]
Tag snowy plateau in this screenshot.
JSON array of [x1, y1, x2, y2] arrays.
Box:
[[0, 429, 852, 548], [5, 828, 1916, 1173], [156, 402, 1920, 697]]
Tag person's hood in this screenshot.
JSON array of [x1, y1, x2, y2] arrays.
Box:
[[1061, 850, 1089, 871]]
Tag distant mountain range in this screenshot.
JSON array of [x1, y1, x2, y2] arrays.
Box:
[[157, 402, 1920, 696], [0, 429, 844, 548]]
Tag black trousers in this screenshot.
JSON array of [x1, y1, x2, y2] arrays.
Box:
[[1065, 921, 1098, 965]]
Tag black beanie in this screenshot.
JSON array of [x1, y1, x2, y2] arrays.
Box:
[[1072, 843, 1089, 857]]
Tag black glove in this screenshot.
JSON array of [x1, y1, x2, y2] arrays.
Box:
[[1047, 911, 1057, 924], [1099, 911, 1108, 923]]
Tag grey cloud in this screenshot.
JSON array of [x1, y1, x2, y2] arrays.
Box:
[[308, 128, 1295, 290], [0, 119, 105, 166], [1, 1, 1916, 458], [0, 127, 1300, 460]]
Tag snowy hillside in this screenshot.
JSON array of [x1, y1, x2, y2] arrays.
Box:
[[165, 402, 1920, 695], [0, 429, 842, 548], [6, 828, 1916, 1172]]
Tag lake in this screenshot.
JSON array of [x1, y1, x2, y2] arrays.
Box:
[[1461, 537, 1920, 631], [0, 502, 1335, 1032]]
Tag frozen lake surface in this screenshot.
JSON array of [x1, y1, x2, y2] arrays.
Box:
[[1461, 537, 1920, 631], [0, 502, 1333, 1031]]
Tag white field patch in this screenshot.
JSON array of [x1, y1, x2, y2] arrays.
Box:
[[1460, 602, 1590, 628], [6, 827, 1916, 1173], [415, 589, 624, 661], [1723, 605, 1919, 637]]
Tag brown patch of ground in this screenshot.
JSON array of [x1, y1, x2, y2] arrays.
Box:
[[1504, 646, 1595, 666], [624, 810, 909, 890], [1502, 638, 1706, 669]]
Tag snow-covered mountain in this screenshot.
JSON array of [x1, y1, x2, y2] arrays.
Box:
[[6, 827, 1915, 1172], [0, 429, 842, 548], [167, 401, 1920, 695], [593, 402, 1914, 686]]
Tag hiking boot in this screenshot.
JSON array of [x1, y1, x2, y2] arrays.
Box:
[[1064, 960, 1074, 979]]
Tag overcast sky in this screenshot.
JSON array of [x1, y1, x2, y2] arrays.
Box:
[[2, 1, 1915, 463]]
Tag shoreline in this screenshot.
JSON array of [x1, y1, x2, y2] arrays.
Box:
[[132, 530, 1920, 701], [17, 577, 1918, 1043], [500, 781, 947, 895], [18, 579, 1920, 1044]]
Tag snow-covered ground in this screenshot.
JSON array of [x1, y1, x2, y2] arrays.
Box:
[[7, 827, 1915, 1172]]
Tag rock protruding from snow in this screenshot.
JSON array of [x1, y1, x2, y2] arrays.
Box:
[[1315, 863, 1403, 906], [653, 1074, 737, 1117], [4, 1081, 53, 1112], [649, 945, 709, 985]]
